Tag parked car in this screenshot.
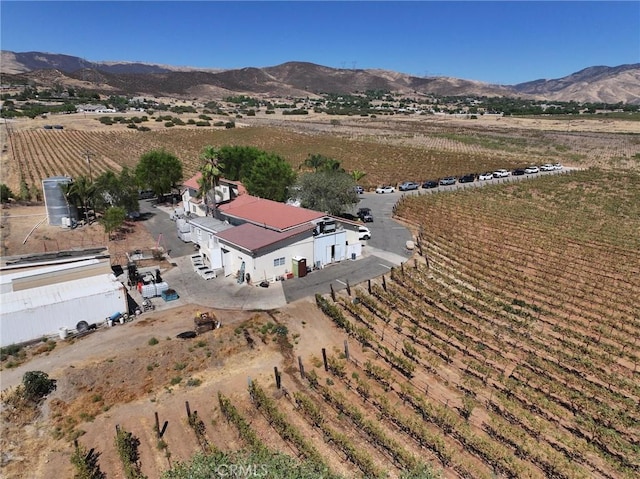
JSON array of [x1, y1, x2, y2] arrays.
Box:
[[357, 207, 373, 222], [439, 177, 457, 186], [512, 168, 526, 176], [422, 180, 438, 189], [375, 185, 396, 194], [355, 185, 364, 194], [458, 174, 476, 183], [399, 181, 419, 191], [478, 172, 493, 181], [525, 166, 540, 174], [553, 163, 563, 170], [493, 169, 510, 178], [358, 226, 371, 240], [540, 164, 555, 171]]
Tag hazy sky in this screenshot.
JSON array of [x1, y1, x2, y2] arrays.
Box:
[[1, 1, 638, 85]]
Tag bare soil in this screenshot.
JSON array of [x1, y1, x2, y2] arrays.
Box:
[[0, 178, 359, 477], [0, 294, 351, 478]]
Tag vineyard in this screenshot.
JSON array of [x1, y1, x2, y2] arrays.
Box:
[[162, 169, 638, 478], [3, 114, 638, 195], [57, 168, 635, 479]]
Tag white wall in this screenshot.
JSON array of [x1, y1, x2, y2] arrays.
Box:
[[252, 237, 315, 281], [1, 279, 127, 346], [313, 230, 347, 267]]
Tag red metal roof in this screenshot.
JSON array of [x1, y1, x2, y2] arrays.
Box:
[[182, 175, 247, 195], [218, 195, 325, 231], [183, 172, 202, 190], [215, 222, 314, 252]]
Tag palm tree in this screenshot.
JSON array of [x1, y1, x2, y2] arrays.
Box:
[[351, 170, 367, 183], [198, 145, 224, 216], [69, 175, 96, 223], [299, 153, 328, 172], [59, 176, 95, 224]]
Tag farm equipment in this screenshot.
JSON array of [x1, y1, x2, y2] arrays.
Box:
[[194, 311, 221, 335]]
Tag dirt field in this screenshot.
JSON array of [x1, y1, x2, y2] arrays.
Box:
[[0, 297, 352, 479], [0, 204, 157, 262]]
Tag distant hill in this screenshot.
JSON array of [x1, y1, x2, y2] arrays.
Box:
[[2, 50, 639, 104]]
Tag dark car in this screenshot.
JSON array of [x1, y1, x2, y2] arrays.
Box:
[[399, 181, 419, 191], [458, 173, 476, 183], [439, 177, 457, 186], [512, 168, 526, 176], [357, 207, 373, 222], [422, 180, 438, 189]]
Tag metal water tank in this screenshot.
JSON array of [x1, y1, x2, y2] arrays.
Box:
[[42, 176, 78, 226]]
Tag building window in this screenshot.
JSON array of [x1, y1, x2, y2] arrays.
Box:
[[273, 257, 285, 267]]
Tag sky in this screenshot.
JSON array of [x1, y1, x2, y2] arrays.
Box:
[[1, 1, 639, 85]]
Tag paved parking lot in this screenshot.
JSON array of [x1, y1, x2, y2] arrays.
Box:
[[136, 200, 412, 310]]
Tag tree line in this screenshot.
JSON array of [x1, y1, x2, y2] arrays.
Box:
[[1, 145, 366, 239]]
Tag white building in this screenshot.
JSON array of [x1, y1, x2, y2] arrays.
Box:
[[187, 193, 365, 281], [0, 252, 128, 346]]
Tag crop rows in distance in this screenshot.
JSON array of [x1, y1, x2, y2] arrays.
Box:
[[5, 124, 634, 193]]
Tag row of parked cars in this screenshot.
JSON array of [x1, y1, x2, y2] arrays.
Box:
[[358, 163, 565, 195], [368, 163, 563, 192]]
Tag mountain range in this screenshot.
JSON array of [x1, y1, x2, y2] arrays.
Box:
[[2, 50, 639, 104]]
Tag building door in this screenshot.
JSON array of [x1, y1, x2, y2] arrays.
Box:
[[222, 249, 233, 276], [326, 245, 335, 263]]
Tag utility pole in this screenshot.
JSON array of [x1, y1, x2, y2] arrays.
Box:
[[84, 150, 94, 180]]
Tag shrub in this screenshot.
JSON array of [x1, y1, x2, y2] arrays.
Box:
[[22, 371, 56, 402], [70, 442, 106, 479], [148, 337, 159, 346]]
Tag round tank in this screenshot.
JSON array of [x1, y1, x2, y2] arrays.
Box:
[[42, 176, 78, 225]]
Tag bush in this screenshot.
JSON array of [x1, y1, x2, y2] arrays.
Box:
[[22, 371, 56, 402], [0, 183, 14, 203]]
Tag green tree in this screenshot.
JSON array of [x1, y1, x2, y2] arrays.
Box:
[[93, 168, 138, 214], [19, 179, 31, 201], [197, 145, 224, 216], [21, 371, 56, 403], [218, 145, 262, 180], [135, 149, 183, 199], [100, 207, 126, 239], [0, 183, 14, 203], [295, 170, 358, 215], [243, 153, 296, 202]]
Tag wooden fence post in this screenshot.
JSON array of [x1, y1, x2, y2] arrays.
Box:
[[322, 348, 328, 371], [274, 366, 281, 389]]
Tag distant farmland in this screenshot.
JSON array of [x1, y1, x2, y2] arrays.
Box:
[[2, 115, 638, 194]]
